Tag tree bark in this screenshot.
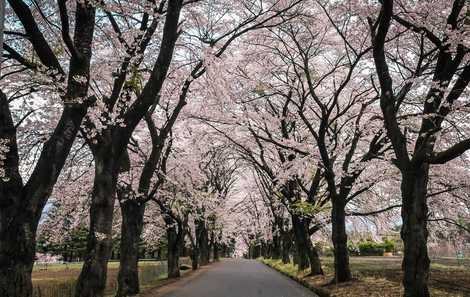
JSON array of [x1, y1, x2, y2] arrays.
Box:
[[213, 237, 220, 262], [271, 233, 281, 260], [401, 169, 431, 297], [331, 197, 352, 283], [75, 153, 119, 297], [0, 2, 95, 295], [191, 247, 199, 270], [291, 216, 309, 271], [306, 240, 323, 276], [196, 220, 210, 266], [0, 115, 33, 297], [116, 200, 145, 297], [167, 222, 184, 279], [281, 230, 291, 264], [0, 214, 35, 297], [291, 215, 323, 275]]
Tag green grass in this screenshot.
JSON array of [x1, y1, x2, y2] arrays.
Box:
[[33, 259, 166, 272], [260, 257, 469, 297], [261, 258, 302, 277], [32, 259, 192, 297]]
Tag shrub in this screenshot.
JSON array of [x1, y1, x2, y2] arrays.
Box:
[[358, 241, 385, 256], [382, 239, 395, 253], [347, 241, 360, 256]]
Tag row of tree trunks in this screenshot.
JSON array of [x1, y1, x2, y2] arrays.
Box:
[[245, 224, 322, 276]]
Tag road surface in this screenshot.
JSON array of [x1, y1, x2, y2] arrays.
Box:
[[162, 259, 318, 297]]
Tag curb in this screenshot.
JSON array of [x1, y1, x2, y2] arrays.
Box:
[[260, 261, 331, 297]]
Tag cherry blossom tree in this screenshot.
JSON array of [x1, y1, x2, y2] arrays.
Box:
[[370, 1, 470, 296], [248, 5, 394, 282], [0, 2, 96, 296], [71, 2, 185, 295]]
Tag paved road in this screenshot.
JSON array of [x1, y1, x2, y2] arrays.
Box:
[[163, 259, 318, 297]]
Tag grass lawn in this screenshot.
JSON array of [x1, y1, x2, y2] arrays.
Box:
[[262, 256, 470, 297], [32, 259, 190, 297]]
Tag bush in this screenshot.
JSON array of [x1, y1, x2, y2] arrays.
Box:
[[347, 241, 360, 256], [358, 241, 385, 256], [357, 239, 396, 256], [382, 239, 395, 253]]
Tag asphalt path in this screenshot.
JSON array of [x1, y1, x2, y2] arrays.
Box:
[[162, 259, 318, 297]]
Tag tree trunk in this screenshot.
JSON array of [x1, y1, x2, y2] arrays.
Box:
[[191, 247, 199, 270], [306, 240, 323, 276], [401, 169, 430, 297], [0, 2, 95, 294], [167, 222, 184, 279], [75, 154, 118, 297], [116, 200, 145, 297], [271, 233, 281, 260], [281, 231, 291, 264], [196, 220, 210, 266], [331, 197, 352, 283], [0, 215, 35, 297], [291, 215, 323, 274], [291, 216, 309, 271], [213, 239, 220, 262]]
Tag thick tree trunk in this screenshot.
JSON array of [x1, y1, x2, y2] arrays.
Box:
[[0, 216, 35, 297], [291, 215, 323, 274], [401, 169, 430, 297], [271, 233, 281, 260], [0, 2, 95, 294], [75, 155, 118, 297], [331, 197, 352, 283], [281, 231, 291, 264], [213, 240, 220, 262], [167, 223, 184, 279], [306, 240, 323, 276], [196, 220, 210, 266], [191, 247, 199, 270], [291, 216, 309, 271], [116, 200, 145, 297], [292, 245, 300, 266]]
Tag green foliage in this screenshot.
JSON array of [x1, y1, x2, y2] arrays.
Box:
[[347, 241, 360, 256], [124, 65, 143, 94], [382, 239, 395, 253], [358, 241, 384, 256], [292, 201, 324, 216], [37, 226, 89, 261], [357, 239, 395, 256]]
